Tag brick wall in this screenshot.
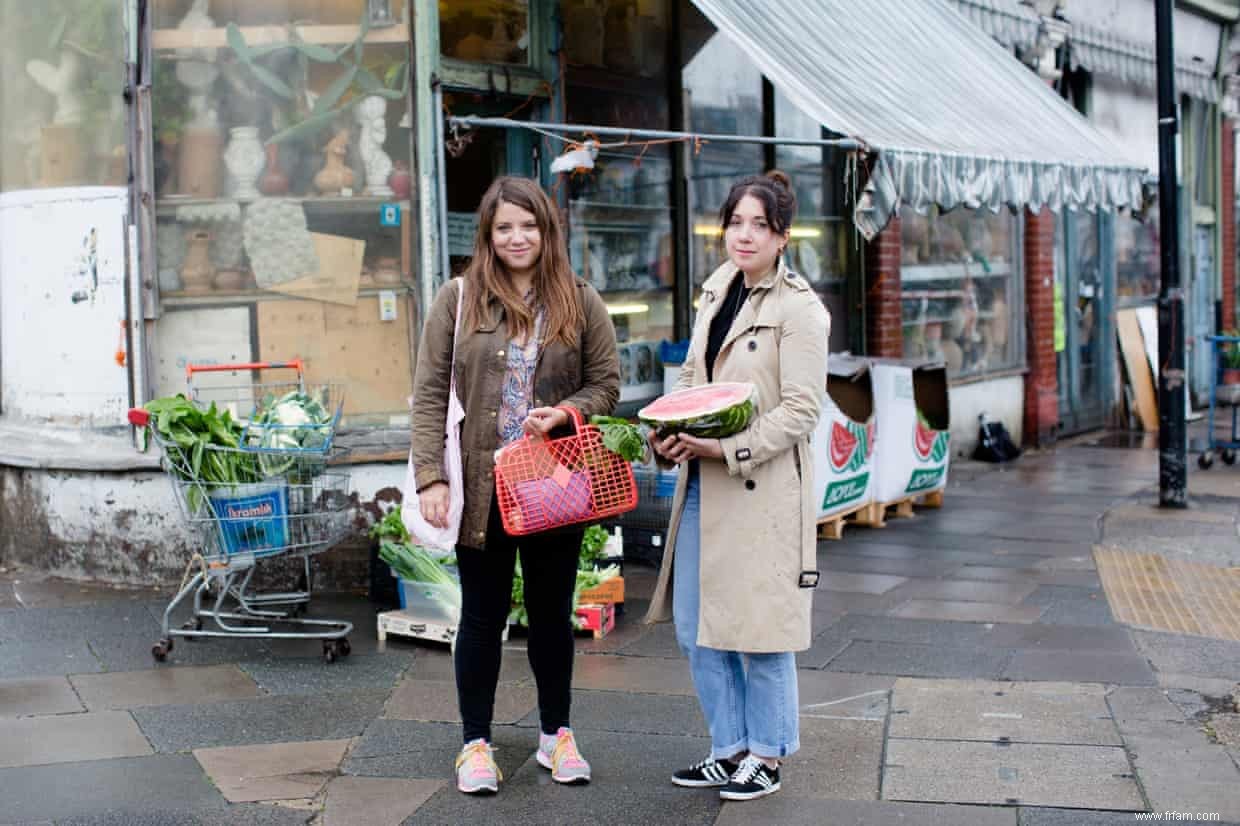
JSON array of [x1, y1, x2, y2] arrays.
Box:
[[1023, 208, 1058, 446], [1223, 118, 1236, 331], [864, 216, 904, 358]]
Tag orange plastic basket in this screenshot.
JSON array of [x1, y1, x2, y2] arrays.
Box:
[[494, 406, 638, 536]]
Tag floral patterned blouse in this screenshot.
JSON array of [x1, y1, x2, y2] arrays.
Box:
[[496, 291, 546, 445]]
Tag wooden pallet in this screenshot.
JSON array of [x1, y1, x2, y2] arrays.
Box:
[[817, 500, 885, 539], [877, 489, 946, 523]]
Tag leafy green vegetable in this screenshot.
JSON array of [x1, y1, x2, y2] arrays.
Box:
[[591, 416, 648, 463], [141, 395, 262, 508], [379, 540, 456, 586], [579, 525, 609, 570], [369, 509, 409, 543], [508, 561, 527, 627]]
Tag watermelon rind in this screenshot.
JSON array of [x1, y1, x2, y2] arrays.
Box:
[[637, 382, 757, 439]]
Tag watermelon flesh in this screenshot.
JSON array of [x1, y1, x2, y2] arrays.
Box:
[[638, 382, 757, 438]]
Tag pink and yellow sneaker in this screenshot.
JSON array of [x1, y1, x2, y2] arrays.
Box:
[[536, 727, 592, 784], [455, 738, 501, 794]]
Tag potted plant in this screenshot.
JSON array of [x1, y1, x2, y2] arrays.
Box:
[[1221, 330, 1240, 385]]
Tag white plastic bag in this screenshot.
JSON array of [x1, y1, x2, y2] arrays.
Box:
[[402, 281, 465, 552]]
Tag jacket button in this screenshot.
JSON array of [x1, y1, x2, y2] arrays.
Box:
[[497, 349, 505, 358], [745, 479, 756, 491], [489, 410, 496, 418]]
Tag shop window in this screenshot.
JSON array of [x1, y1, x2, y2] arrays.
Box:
[[774, 87, 850, 353], [1116, 205, 1159, 304], [0, 0, 126, 193], [681, 1, 763, 289], [563, 0, 673, 407], [899, 205, 1023, 379], [440, 0, 529, 65], [150, 0, 417, 435]]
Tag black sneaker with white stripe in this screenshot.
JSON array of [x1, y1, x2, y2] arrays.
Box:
[[719, 754, 781, 801], [671, 756, 739, 788]]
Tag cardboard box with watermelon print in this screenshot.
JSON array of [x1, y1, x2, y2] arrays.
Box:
[[868, 359, 951, 504], [812, 356, 877, 519]]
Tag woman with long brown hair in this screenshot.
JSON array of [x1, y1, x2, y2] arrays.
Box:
[[410, 176, 620, 795]]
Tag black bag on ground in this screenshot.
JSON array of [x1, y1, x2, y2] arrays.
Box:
[[972, 414, 1021, 463]]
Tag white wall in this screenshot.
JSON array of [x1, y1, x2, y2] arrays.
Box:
[[0, 187, 130, 426], [947, 375, 1025, 458]]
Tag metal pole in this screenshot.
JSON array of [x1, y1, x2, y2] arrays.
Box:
[[1156, 0, 1187, 507], [446, 115, 862, 151]]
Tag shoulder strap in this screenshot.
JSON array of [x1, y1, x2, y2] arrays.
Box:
[[450, 279, 464, 389]]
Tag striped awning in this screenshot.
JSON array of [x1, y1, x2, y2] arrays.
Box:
[[1068, 23, 1218, 103], [689, 0, 1148, 238]]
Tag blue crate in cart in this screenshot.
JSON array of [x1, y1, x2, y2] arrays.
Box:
[[209, 482, 289, 556]]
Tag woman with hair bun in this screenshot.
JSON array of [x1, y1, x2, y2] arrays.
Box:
[[644, 170, 829, 802]]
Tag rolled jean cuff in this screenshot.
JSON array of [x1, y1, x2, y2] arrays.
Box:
[[747, 737, 800, 760], [711, 737, 748, 762]]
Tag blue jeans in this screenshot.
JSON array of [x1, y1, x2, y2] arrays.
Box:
[[672, 467, 800, 760]]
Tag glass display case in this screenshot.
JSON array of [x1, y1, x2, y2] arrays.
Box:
[[899, 205, 1022, 379], [150, 0, 417, 433], [0, 0, 127, 193]]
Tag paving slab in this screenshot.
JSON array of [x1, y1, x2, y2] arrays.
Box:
[[193, 738, 350, 803], [400, 730, 719, 826], [797, 671, 895, 721], [885, 579, 1039, 606], [882, 740, 1143, 810], [819, 555, 962, 578], [1002, 650, 1157, 685], [797, 628, 853, 670], [0, 755, 224, 823], [825, 640, 1010, 680], [986, 623, 1136, 654], [820, 571, 910, 595], [0, 676, 83, 717], [238, 654, 411, 696], [321, 776, 442, 826], [344, 720, 532, 780], [820, 614, 1003, 648], [714, 797, 1017, 826], [383, 677, 536, 724], [131, 689, 388, 752], [396, 646, 534, 683], [889, 599, 1045, 624], [1156, 672, 1240, 697], [1134, 631, 1240, 680], [0, 710, 152, 769], [791, 717, 884, 799], [84, 631, 279, 672], [889, 678, 1121, 745], [69, 664, 260, 710], [1124, 735, 1240, 820], [614, 621, 683, 659], [1016, 808, 1237, 826], [8, 578, 157, 610], [518, 688, 707, 737], [813, 589, 899, 615], [0, 638, 101, 679], [53, 803, 312, 826], [0, 602, 159, 642], [572, 652, 695, 695]]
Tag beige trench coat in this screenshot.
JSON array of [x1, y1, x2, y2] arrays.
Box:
[[644, 258, 829, 653]]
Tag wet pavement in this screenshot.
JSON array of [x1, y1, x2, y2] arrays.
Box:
[[2, 434, 1240, 824]]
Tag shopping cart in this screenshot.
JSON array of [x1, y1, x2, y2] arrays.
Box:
[[129, 360, 354, 662], [1197, 335, 1240, 469], [183, 360, 345, 614]]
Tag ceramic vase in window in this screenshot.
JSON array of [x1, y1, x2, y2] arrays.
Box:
[[356, 96, 394, 197], [224, 127, 264, 200], [314, 129, 354, 195], [259, 144, 290, 196], [388, 160, 411, 199]]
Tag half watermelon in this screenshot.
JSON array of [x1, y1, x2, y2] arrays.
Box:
[[638, 382, 757, 438]]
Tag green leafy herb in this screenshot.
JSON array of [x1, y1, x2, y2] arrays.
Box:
[[591, 416, 647, 463], [369, 508, 410, 543], [579, 525, 609, 570]]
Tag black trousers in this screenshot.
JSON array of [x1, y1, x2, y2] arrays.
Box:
[[455, 497, 583, 743]]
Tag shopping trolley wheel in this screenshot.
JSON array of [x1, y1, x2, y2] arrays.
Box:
[[182, 618, 203, 634], [1223, 449, 1237, 465], [152, 638, 173, 661], [339, 639, 351, 657], [1199, 451, 1216, 470]]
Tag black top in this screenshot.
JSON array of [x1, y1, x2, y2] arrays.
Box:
[[705, 273, 751, 382]]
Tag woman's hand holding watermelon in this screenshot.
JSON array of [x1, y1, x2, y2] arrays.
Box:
[[649, 430, 722, 464]]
